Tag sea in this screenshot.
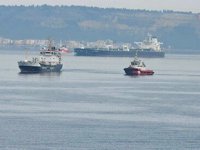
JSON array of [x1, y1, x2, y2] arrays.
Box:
[[0, 50, 200, 150]]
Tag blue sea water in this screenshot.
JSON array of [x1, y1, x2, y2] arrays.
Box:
[[0, 50, 200, 149]]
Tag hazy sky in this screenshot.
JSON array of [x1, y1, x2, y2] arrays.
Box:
[[0, 0, 199, 13]]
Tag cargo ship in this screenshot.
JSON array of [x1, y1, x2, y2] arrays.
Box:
[[74, 34, 165, 58], [18, 41, 63, 73]]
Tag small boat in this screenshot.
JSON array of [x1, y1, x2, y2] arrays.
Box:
[[124, 56, 154, 76]]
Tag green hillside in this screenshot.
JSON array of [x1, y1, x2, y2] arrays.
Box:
[[0, 5, 200, 50]]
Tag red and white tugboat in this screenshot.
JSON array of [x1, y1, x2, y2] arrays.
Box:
[[124, 56, 154, 76]]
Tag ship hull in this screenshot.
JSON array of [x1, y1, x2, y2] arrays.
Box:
[[124, 67, 154, 76], [19, 66, 42, 73], [19, 64, 63, 73], [74, 48, 165, 58], [40, 64, 63, 72]]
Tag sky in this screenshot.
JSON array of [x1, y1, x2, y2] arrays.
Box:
[[0, 0, 199, 13]]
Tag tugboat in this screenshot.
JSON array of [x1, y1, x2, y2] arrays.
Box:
[[18, 41, 63, 73], [124, 55, 154, 76]]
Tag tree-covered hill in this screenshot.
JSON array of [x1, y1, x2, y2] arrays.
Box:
[[0, 5, 200, 50]]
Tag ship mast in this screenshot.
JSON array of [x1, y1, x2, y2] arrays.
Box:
[[47, 38, 53, 50]]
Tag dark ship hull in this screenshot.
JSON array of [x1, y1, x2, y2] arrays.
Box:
[[19, 64, 63, 73], [19, 66, 42, 73], [40, 64, 63, 72], [74, 48, 165, 58]]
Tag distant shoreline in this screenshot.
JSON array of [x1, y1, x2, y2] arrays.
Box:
[[1, 46, 199, 55]]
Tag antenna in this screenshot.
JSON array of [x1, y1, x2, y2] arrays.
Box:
[[134, 50, 138, 59], [24, 48, 29, 60], [47, 37, 55, 51]]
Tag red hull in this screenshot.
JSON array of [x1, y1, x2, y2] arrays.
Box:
[[124, 67, 154, 76]]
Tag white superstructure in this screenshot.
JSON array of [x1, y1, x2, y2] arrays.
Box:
[[39, 50, 62, 66], [135, 34, 163, 51]]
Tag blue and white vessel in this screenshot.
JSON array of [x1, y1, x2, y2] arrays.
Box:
[[18, 42, 63, 73]]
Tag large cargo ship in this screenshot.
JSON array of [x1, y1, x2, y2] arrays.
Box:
[[74, 34, 165, 58], [18, 41, 63, 73]]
